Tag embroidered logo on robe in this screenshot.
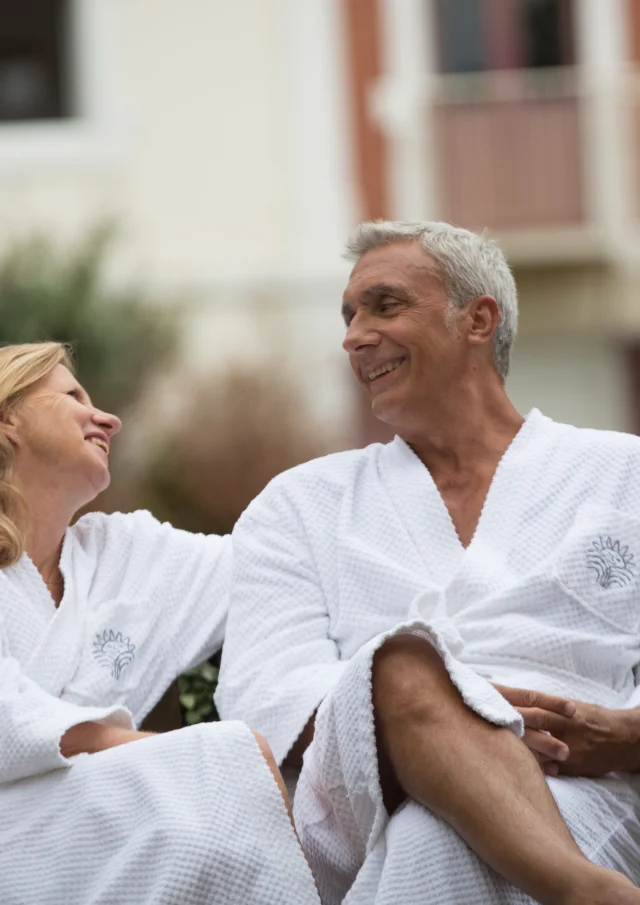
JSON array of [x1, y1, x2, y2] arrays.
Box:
[[93, 630, 136, 679], [587, 536, 635, 589]]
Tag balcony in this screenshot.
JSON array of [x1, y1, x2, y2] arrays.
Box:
[[432, 69, 585, 233]]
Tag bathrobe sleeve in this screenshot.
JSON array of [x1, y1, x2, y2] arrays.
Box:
[[216, 479, 347, 765], [0, 648, 132, 784], [156, 521, 233, 674], [68, 511, 232, 725]]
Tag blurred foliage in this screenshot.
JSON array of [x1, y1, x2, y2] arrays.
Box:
[[178, 661, 219, 725], [134, 368, 332, 537], [0, 226, 175, 415]]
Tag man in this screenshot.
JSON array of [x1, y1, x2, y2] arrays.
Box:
[[216, 221, 640, 904]]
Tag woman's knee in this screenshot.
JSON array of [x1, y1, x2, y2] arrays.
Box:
[[250, 730, 293, 818], [251, 730, 277, 773]]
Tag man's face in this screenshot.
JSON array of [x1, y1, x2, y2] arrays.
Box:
[[341, 240, 466, 430]]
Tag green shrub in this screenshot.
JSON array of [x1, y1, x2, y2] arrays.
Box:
[[178, 661, 220, 725], [0, 225, 175, 415]]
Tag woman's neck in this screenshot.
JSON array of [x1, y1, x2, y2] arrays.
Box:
[[18, 481, 73, 584], [24, 515, 68, 607]]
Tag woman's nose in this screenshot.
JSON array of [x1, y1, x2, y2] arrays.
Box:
[[92, 409, 122, 437]]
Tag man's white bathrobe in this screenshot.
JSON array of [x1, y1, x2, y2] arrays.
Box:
[[217, 409, 640, 904], [0, 509, 319, 905]]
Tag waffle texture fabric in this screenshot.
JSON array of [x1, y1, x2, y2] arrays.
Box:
[[218, 409, 640, 903], [0, 510, 320, 905]]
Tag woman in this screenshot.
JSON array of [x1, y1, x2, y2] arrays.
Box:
[[0, 342, 319, 905]]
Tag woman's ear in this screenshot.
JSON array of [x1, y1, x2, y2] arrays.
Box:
[[0, 410, 20, 447]]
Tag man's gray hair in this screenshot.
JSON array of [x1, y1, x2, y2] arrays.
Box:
[[345, 220, 518, 380]]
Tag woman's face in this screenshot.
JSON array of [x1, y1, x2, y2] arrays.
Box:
[[5, 364, 122, 508]]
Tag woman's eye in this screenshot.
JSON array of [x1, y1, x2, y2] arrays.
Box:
[[67, 390, 80, 399]]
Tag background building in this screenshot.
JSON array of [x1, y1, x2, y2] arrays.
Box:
[[0, 0, 639, 446]]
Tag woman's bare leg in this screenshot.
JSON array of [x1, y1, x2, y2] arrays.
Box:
[[251, 730, 294, 824]]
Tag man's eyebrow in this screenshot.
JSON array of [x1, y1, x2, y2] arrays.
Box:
[[360, 282, 404, 301]]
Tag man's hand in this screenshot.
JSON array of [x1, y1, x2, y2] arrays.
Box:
[[492, 685, 575, 774], [494, 685, 640, 777]]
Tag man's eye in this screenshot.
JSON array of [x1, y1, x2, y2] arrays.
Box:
[[380, 300, 399, 312]]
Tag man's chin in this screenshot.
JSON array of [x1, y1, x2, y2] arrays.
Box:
[[370, 395, 401, 429]]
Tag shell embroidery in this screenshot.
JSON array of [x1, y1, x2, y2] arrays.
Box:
[[93, 630, 136, 679], [586, 536, 635, 590]]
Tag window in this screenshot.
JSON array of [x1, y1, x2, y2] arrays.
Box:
[[0, 0, 71, 122], [437, 0, 486, 74], [435, 0, 575, 74], [522, 0, 574, 68]]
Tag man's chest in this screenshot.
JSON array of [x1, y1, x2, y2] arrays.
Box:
[[320, 478, 640, 657], [438, 488, 487, 549]]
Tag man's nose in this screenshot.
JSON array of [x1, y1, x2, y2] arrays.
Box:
[[342, 315, 381, 354]]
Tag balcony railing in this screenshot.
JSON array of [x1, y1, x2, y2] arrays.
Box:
[[431, 69, 585, 231]]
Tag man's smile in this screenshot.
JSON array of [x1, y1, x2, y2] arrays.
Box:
[[366, 357, 406, 382]]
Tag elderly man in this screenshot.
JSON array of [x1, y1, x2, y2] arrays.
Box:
[[216, 221, 640, 905]]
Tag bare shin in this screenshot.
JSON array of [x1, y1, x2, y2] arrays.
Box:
[[372, 634, 639, 905]]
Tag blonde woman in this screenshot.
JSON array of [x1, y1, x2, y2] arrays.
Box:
[[0, 343, 319, 905]]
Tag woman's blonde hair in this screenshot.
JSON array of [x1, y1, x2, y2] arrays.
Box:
[[0, 342, 73, 568]]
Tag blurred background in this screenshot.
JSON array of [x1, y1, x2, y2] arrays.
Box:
[[1, 0, 640, 723]]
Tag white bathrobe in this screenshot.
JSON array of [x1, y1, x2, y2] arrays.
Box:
[[0, 509, 319, 905], [217, 409, 640, 904]]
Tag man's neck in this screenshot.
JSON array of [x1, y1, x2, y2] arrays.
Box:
[[399, 382, 524, 484]]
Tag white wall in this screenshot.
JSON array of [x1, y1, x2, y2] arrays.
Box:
[[0, 0, 357, 281], [508, 335, 632, 432]]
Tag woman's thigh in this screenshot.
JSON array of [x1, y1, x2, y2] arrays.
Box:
[[0, 721, 319, 905]]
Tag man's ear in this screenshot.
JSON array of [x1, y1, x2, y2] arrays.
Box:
[[467, 295, 500, 345]]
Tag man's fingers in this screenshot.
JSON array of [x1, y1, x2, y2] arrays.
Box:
[[516, 707, 568, 735], [493, 684, 575, 716], [522, 728, 569, 762], [529, 749, 562, 776]]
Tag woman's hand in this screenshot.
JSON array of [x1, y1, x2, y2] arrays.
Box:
[[60, 721, 155, 758], [493, 684, 640, 777]]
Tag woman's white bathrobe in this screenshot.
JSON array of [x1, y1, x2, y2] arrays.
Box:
[[217, 410, 640, 904], [0, 509, 319, 905]]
